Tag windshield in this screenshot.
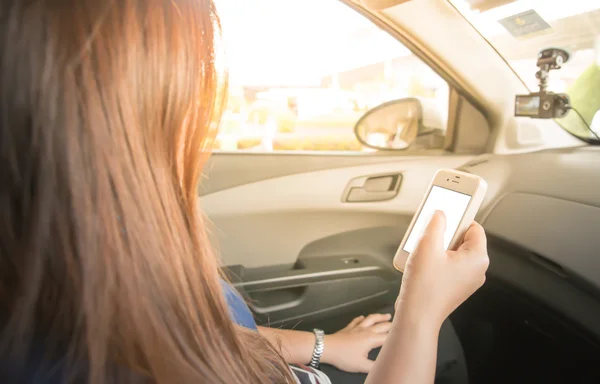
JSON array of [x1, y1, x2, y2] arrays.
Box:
[[450, 0, 600, 143]]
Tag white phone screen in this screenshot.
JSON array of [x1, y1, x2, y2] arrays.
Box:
[[403, 185, 472, 253]]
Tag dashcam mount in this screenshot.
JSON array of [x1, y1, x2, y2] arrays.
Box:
[[515, 48, 571, 119]]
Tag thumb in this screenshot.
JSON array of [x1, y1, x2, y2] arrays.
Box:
[[456, 221, 487, 254], [418, 210, 447, 249]]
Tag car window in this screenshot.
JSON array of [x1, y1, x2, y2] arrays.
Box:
[[450, 0, 600, 143], [214, 0, 449, 153]]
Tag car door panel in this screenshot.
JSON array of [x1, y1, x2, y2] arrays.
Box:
[[202, 154, 473, 268], [199, 153, 423, 196], [226, 254, 398, 327], [203, 153, 473, 325]]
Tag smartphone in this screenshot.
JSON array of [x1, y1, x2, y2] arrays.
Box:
[[393, 169, 487, 272]]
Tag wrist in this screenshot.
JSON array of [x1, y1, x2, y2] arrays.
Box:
[[393, 303, 443, 335], [320, 333, 338, 365], [308, 328, 325, 368]]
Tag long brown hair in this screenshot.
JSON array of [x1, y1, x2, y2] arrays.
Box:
[[0, 0, 292, 382]]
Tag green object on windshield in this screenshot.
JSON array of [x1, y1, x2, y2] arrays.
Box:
[[555, 64, 600, 139], [568, 64, 600, 125]]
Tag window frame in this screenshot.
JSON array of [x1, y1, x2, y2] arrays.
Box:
[[213, 0, 489, 156]]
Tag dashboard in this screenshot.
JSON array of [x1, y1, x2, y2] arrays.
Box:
[[464, 146, 600, 287], [461, 145, 600, 339]]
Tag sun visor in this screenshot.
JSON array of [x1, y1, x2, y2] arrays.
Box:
[[359, 0, 414, 10]]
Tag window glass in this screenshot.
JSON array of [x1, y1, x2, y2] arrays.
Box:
[[451, 0, 600, 141], [215, 0, 449, 152]]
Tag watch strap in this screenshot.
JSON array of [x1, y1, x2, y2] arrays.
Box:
[[309, 328, 325, 369]]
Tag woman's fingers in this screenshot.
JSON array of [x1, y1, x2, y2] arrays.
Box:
[[456, 221, 487, 254], [358, 313, 392, 328], [369, 333, 387, 349], [370, 321, 393, 334], [346, 315, 365, 329], [453, 222, 489, 287]]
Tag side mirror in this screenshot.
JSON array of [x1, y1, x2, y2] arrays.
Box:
[[354, 97, 445, 150]]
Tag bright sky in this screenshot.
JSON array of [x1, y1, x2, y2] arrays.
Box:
[[214, 0, 409, 86], [216, 0, 600, 87]]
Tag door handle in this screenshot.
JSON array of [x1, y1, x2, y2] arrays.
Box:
[[247, 286, 307, 314], [342, 174, 402, 202]]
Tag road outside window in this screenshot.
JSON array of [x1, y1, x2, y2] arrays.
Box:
[[214, 0, 449, 153]]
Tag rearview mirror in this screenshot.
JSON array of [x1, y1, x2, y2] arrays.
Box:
[[354, 98, 444, 150]]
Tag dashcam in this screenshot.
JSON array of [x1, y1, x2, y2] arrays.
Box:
[[515, 92, 569, 119]]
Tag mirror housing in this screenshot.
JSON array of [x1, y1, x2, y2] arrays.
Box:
[[354, 97, 445, 151]]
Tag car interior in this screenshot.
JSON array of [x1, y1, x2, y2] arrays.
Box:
[[207, 0, 600, 382]]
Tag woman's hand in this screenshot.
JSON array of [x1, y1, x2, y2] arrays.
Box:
[[365, 211, 488, 384], [396, 210, 489, 329], [322, 313, 393, 373]]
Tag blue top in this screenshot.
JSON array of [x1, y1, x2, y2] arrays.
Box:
[[221, 281, 258, 330]]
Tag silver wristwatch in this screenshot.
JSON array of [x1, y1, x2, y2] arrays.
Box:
[[309, 328, 325, 369]]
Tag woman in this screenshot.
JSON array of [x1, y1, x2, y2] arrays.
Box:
[[0, 0, 489, 383]]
